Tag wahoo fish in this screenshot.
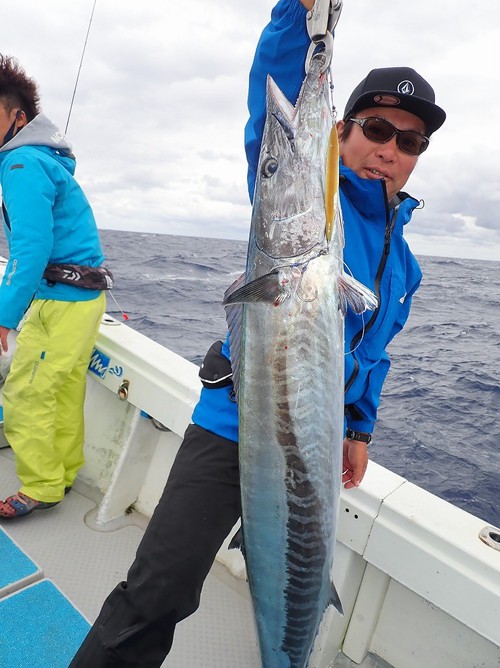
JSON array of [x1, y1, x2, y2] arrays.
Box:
[[224, 50, 377, 668]]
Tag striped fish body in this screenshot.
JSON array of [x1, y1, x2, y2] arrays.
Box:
[[238, 249, 344, 668], [225, 52, 345, 668]]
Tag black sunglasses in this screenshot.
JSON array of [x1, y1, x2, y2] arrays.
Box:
[[348, 116, 429, 156]]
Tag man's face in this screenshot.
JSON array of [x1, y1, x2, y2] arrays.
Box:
[[0, 102, 26, 146], [337, 106, 427, 201]]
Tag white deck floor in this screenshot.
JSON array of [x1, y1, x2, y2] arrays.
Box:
[[0, 445, 388, 667]]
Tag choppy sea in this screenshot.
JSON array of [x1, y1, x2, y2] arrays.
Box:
[[2, 230, 499, 527], [98, 230, 500, 528]]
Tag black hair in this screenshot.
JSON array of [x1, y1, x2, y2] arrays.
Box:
[[339, 118, 355, 142], [0, 54, 40, 122]]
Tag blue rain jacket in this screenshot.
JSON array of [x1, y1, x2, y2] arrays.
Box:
[[193, 0, 422, 441], [0, 114, 105, 329]]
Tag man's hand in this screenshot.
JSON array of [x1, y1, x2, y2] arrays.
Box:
[[300, 0, 315, 10], [342, 438, 368, 489], [0, 326, 11, 353]]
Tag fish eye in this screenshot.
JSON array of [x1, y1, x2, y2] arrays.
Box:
[[261, 157, 278, 178]]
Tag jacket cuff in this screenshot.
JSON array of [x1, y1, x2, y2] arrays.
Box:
[[346, 419, 375, 435]]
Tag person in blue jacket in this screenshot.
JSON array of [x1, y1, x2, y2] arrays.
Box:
[[0, 54, 108, 519], [70, 0, 445, 665]]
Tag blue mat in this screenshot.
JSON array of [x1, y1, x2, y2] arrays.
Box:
[[0, 579, 90, 668], [0, 528, 41, 596]]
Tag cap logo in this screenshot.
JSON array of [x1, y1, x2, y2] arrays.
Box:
[[373, 94, 400, 107], [397, 80, 415, 96]]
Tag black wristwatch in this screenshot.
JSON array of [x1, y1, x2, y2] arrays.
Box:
[[346, 428, 372, 444]]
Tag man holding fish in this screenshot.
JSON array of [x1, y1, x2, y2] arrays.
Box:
[[70, 0, 445, 666]]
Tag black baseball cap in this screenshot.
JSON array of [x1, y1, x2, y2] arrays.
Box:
[[343, 67, 446, 136]]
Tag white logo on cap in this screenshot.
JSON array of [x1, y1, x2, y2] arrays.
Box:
[[397, 80, 415, 96]]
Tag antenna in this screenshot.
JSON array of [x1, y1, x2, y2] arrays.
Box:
[[65, 0, 98, 135]]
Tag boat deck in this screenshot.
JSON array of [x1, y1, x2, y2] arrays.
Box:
[[0, 445, 388, 668]]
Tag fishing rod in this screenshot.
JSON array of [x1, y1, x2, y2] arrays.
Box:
[[65, 0, 98, 135], [62, 0, 129, 321]]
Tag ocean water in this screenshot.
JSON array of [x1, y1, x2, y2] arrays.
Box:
[[99, 229, 500, 528], [1, 231, 499, 528]]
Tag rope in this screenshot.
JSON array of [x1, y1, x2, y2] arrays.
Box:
[[65, 0, 98, 135]]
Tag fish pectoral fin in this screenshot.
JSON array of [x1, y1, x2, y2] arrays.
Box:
[[223, 270, 289, 306], [330, 581, 343, 615], [337, 273, 378, 316], [224, 272, 246, 303]]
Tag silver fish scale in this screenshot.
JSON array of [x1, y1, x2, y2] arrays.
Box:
[[231, 53, 345, 667], [240, 256, 344, 667]]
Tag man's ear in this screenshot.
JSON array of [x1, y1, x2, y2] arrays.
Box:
[[15, 110, 27, 128], [336, 119, 346, 141]]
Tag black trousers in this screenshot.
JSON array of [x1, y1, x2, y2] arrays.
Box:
[[69, 424, 241, 668]]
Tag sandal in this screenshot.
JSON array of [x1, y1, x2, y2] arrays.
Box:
[[0, 492, 59, 519]]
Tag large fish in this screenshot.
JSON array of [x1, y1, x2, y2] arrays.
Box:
[[224, 49, 377, 667]]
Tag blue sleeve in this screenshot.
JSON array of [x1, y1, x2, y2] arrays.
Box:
[[348, 354, 391, 435], [0, 152, 56, 328], [244, 0, 310, 201]]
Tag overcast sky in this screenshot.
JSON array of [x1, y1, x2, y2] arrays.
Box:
[[1, 1, 499, 261]]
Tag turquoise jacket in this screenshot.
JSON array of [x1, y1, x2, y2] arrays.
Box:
[[0, 113, 104, 329], [193, 0, 422, 441]]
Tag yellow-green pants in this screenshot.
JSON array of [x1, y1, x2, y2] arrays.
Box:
[[3, 294, 106, 503]]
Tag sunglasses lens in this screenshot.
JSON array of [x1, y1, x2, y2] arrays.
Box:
[[362, 118, 393, 143], [398, 132, 428, 156], [359, 118, 428, 156]]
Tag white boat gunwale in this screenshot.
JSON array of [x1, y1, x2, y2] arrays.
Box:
[[0, 254, 499, 667]]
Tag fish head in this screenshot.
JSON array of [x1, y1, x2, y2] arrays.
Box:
[[252, 53, 335, 263]]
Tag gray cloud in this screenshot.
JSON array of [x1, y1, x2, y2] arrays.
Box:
[[1, 0, 499, 260]]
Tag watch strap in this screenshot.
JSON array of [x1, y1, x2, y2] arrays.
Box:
[[346, 428, 372, 444]]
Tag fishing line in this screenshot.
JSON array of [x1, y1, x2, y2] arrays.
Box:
[[347, 314, 366, 355], [65, 0, 98, 135], [62, 0, 130, 325], [342, 260, 367, 355], [108, 290, 129, 321]]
